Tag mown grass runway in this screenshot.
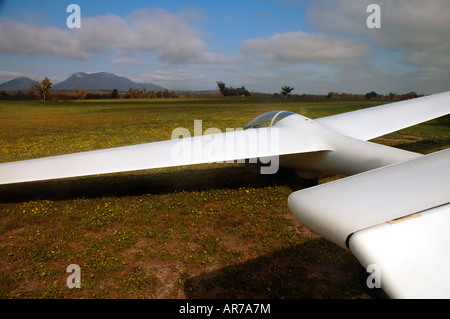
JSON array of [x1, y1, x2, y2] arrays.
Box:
[[0, 97, 448, 298]]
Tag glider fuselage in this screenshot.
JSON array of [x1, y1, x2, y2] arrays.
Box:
[[272, 113, 420, 179]]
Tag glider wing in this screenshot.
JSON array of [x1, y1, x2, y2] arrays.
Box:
[[316, 91, 450, 140], [0, 126, 330, 185]]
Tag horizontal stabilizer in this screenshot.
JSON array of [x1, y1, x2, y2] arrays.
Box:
[[288, 148, 450, 298], [288, 148, 450, 249], [349, 203, 450, 298], [288, 149, 450, 298]]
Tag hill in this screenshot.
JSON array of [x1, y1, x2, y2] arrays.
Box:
[[0, 77, 35, 91], [52, 72, 165, 92]]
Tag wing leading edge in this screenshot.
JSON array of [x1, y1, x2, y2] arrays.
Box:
[[2, 91, 449, 185], [0, 126, 331, 185], [316, 91, 450, 141]]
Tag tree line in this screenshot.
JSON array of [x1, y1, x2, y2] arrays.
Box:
[[0, 77, 424, 102], [216, 81, 251, 97], [0, 77, 181, 101], [327, 91, 422, 100]]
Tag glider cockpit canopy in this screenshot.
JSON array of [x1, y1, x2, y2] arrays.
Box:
[[244, 111, 295, 129]]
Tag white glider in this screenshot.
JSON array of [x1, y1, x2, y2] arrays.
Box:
[[1, 91, 449, 298]]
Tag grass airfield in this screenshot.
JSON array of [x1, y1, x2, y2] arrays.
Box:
[[0, 97, 448, 298]]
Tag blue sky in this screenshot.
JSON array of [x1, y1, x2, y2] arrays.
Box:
[[1, 0, 450, 94]]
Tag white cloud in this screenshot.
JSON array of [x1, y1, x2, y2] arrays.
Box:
[[0, 9, 227, 65], [0, 20, 82, 58], [200, 52, 241, 65], [136, 69, 211, 90], [307, 0, 450, 69], [111, 57, 149, 66], [298, 0, 450, 93], [241, 31, 370, 66], [0, 70, 38, 82]]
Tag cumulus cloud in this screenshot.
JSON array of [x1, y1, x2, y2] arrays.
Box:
[[0, 70, 38, 82], [0, 20, 82, 58], [136, 69, 211, 90], [111, 57, 149, 66], [0, 9, 227, 65], [241, 31, 370, 66], [307, 0, 450, 69]]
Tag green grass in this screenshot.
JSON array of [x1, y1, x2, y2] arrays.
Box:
[[0, 97, 448, 299]]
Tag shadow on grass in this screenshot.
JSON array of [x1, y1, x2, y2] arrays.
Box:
[[393, 137, 450, 154], [0, 164, 308, 203], [183, 239, 387, 299], [0, 160, 391, 299]]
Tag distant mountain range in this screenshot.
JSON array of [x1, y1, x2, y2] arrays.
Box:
[[0, 72, 165, 92], [0, 77, 36, 91]]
